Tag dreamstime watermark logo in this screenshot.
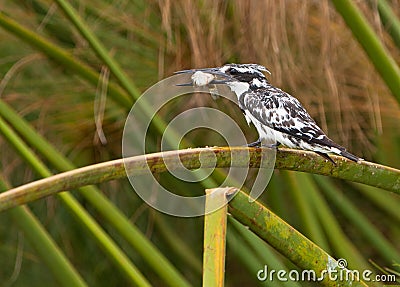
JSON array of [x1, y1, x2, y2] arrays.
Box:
[[122, 73, 276, 217], [257, 258, 397, 283]]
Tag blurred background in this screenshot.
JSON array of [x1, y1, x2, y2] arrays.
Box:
[[0, 0, 399, 286]]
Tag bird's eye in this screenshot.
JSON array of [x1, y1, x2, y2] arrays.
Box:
[[228, 69, 238, 75]]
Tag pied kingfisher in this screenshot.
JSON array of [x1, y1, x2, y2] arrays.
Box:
[[176, 63, 361, 163]]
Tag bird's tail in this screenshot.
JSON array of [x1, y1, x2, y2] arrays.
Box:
[[340, 150, 362, 163]]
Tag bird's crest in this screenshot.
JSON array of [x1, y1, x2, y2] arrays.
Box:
[[221, 63, 271, 77]]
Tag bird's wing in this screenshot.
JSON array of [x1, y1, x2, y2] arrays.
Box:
[[241, 88, 344, 150]]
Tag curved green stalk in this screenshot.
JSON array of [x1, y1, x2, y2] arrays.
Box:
[[0, 147, 398, 212], [228, 190, 368, 287], [332, 0, 400, 103]]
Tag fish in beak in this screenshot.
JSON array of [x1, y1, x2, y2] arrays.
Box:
[[175, 68, 233, 87]]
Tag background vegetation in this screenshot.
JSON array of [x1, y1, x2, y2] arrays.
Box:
[[0, 0, 399, 286]]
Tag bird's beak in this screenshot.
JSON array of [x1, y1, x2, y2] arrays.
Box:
[[174, 68, 232, 87]]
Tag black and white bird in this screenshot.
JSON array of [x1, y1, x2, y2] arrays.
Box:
[[176, 63, 361, 163]]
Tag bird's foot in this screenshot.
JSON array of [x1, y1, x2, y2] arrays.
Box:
[[262, 142, 281, 150], [247, 140, 281, 150], [247, 139, 262, 147]]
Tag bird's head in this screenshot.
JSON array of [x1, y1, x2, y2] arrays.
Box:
[[176, 63, 270, 95], [218, 64, 270, 84]]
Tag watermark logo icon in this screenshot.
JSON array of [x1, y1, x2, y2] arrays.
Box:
[[122, 73, 276, 217]]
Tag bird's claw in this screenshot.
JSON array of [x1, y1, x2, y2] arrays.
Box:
[[263, 142, 281, 149], [247, 139, 262, 147], [247, 140, 280, 150]]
